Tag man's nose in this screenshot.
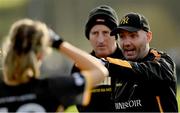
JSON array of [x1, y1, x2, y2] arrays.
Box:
[[97, 33, 105, 43], [123, 37, 132, 46]]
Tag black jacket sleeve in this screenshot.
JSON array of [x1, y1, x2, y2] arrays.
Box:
[[106, 50, 177, 91]]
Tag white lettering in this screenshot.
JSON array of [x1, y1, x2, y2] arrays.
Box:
[[115, 99, 142, 110], [97, 76, 111, 85], [136, 99, 142, 107], [0, 94, 36, 104], [128, 100, 134, 107], [17, 103, 45, 113], [115, 102, 125, 109], [0, 103, 46, 113]]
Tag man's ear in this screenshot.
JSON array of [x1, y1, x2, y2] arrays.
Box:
[[147, 31, 152, 43]]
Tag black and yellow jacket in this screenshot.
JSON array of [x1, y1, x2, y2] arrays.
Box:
[[71, 46, 123, 112], [106, 48, 178, 112]]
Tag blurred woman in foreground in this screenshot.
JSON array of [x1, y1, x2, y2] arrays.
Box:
[[0, 18, 108, 112]]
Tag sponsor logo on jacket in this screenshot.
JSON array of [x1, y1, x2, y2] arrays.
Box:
[[115, 99, 142, 109]]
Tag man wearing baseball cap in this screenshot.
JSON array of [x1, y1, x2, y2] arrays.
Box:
[[105, 12, 178, 112], [71, 5, 123, 112]]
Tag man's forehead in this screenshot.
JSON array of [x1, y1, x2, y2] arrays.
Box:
[[90, 25, 111, 31]]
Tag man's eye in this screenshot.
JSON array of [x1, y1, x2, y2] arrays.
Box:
[[103, 31, 109, 34], [119, 35, 125, 39], [130, 34, 137, 38], [91, 32, 98, 35]]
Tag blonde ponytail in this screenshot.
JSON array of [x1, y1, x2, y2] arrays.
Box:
[[3, 19, 49, 84]]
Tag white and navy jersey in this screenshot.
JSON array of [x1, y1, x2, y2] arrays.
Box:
[[0, 73, 85, 112]]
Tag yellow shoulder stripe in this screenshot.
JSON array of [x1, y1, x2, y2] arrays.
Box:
[[150, 49, 161, 60], [106, 57, 132, 68], [156, 96, 164, 113]]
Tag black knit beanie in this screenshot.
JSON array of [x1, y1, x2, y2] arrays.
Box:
[[85, 5, 119, 39]]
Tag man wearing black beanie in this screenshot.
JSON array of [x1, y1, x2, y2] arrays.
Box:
[[85, 5, 119, 39], [71, 5, 123, 112]]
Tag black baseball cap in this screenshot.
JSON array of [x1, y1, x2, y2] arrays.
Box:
[[85, 5, 118, 39], [111, 12, 150, 36]]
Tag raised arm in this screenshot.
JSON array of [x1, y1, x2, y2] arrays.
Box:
[[49, 29, 108, 106]]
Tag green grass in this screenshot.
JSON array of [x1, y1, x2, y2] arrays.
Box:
[[177, 84, 180, 111], [65, 105, 78, 113]]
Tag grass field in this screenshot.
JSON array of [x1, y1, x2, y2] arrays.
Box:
[[65, 84, 180, 112], [177, 84, 180, 111], [65, 105, 78, 112]]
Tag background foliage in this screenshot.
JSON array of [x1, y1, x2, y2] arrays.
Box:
[[0, 0, 179, 111]]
